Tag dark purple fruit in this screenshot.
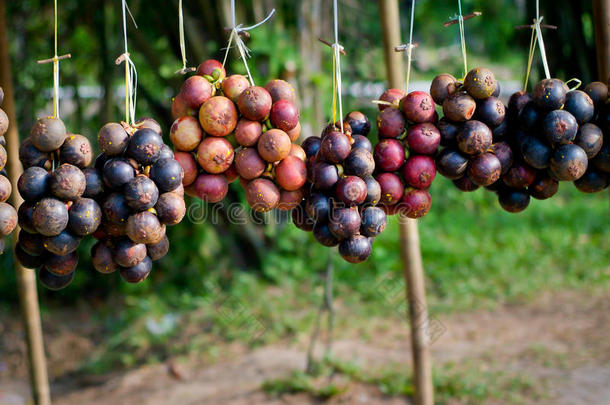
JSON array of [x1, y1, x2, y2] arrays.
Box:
[[237, 86, 273, 121], [374, 138, 405, 172], [360, 206, 386, 237], [475, 97, 505, 128], [335, 176, 367, 206], [305, 193, 331, 223], [489, 142, 514, 175], [60, 134, 93, 168], [533, 78, 567, 110], [457, 121, 492, 156], [312, 222, 340, 247], [467, 153, 501, 186], [155, 192, 186, 225], [39, 267, 74, 290], [401, 91, 436, 123], [113, 238, 147, 267], [30, 116, 66, 152], [518, 102, 542, 131], [124, 175, 159, 211], [82, 168, 104, 198], [430, 74, 458, 105], [95, 153, 109, 170], [453, 175, 479, 192], [436, 147, 468, 179], [339, 235, 371, 263], [301, 136, 322, 158], [399, 188, 432, 218], [564, 90, 594, 124], [549, 144, 588, 181], [68, 198, 102, 236], [147, 235, 169, 261], [127, 128, 164, 165], [377, 107, 406, 138], [32, 198, 68, 236], [463, 67, 497, 99], [43, 230, 81, 255], [134, 117, 162, 135], [583, 81, 608, 106], [344, 111, 371, 136], [498, 188, 530, 213], [102, 193, 131, 224], [103, 158, 135, 189], [344, 148, 374, 177], [329, 207, 361, 239], [159, 144, 174, 161], [492, 119, 508, 141], [406, 123, 441, 155], [437, 118, 460, 146], [120, 256, 153, 283], [503, 162, 536, 188], [575, 123, 603, 159], [91, 241, 118, 273], [520, 136, 551, 170], [18, 166, 50, 201], [363, 176, 381, 206], [245, 178, 280, 212], [18, 230, 45, 256], [17, 201, 37, 233], [320, 131, 351, 163], [312, 162, 339, 190], [127, 211, 165, 244], [543, 110, 578, 146], [507, 91, 532, 122], [19, 137, 50, 169], [46, 251, 78, 275], [574, 169, 608, 193], [352, 135, 372, 152], [402, 155, 436, 189], [50, 163, 86, 201], [15, 243, 45, 268], [375, 172, 404, 205], [292, 200, 315, 231], [528, 173, 559, 200], [591, 142, 610, 173]]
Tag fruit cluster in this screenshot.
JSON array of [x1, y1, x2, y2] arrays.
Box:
[[0, 87, 17, 253], [293, 112, 387, 263], [170, 59, 305, 210], [15, 116, 98, 289], [91, 118, 185, 283], [374, 89, 440, 217]]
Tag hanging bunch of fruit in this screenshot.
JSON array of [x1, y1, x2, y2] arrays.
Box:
[[91, 118, 186, 283], [0, 87, 17, 254], [373, 89, 440, 218], [15, 116, 99, 289], [294, 112, 387, 263]]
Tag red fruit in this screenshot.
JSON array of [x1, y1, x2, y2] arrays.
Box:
[[401, 91, 436, 123], [196, 59, 226, 80], [378, 88, 406, 111], [399, 188, 431, 218], [335, 176, 367, 206], [374, 138, 405, 172], [265, 79, 296, 103], [246, 178, 280, 212], [402, 155, 436, 189], [278, 188, 305, 211], [406, 123, 441, 155], [222, 75, 250, 102], [270, 100, 299, 132], [198, 96, 238, 137], [170, 116, 203, 151], [234, 148, 266, 180], [319, 131, 351, 163], [193, 173, 228, 203], [174, 151, 198, 186], [197, 137, 234, 174], [171, 93, 193, 120], [275, 156, 307, 191], [237, 86, 273, 121], [375, 172, 404, 205], [235, 118, 262, 146], [181, 76, 213, 109], [503, 162, 536, 188], [224, 163, 239, 183], [257, 129, 291, 163], [286, 121, 301, 142], [377, 107, 406, 138], [289, 144, 306, 161]]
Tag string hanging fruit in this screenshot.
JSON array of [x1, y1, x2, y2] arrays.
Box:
[[0, 87, 17, 254]]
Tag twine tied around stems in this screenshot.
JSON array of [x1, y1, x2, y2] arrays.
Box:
[[37, 0, 71, 119], [443, 3, 481, 80], [116, 0, 138, 126], [331, 0, 344, 132], [221, 0, 275, 87], [176, 0, 195, 74], [518, 0, 556, 90], [395, 0, 417, 93]]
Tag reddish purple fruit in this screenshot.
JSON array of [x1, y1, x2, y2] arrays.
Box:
[[265, 79, 296, 104], [490, 142, 514, 174], [503, 162, 537, 188], [443, 92, 476, 122], [181, 76, 214, 109], [399, 188, 432, 218], [528, 173, 559, 200], [319, 131, 351, 163], [222, 75, 250, 103], [406, 123, 441, 155], [237, 86, 273, 121], [199, 96, 238, 137], [246, 178, 280, 212], [258, 129, 291, 163], [377, 108, 406, 138], [278, 188, 305, 211], [401, 91, 436, 123], [126, 211, 166, 245], [234, 147, 266, 180], [402, 155, 436, 189], [193, 173, 228, 203], [378, 88, 406, 111], [174, 152, 198, 186], [235, 119, 262, 147], [375, 172, 404, 205], [374, 138, 405, 172], [155, 192, 186, 225], [457, 120, 493, 156], [338, 235, 371, 263], [275, 156, 307, 191], [453, 175, 480, 192], [197, 137, 234, 174], [270, 100, 299, 132], [170, 116, 203, 151], [312, 162, 339, 190], [196, 59, 226, 80], [335, 176, 367, 206], [329, 207, 361, 239], [436, 147, 468, 179], [467, 152, 501, 186]]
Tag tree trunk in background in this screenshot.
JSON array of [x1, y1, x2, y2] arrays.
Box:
[[593, 0, 610, 82], [0, 1, 51, 404]]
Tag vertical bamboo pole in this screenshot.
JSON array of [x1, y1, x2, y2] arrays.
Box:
[[593, 0, 610, 82], [0, 1, 51, 405], [377, 1, 433, 405]]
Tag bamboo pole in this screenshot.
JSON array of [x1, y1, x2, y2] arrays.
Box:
[[0, 1, 51, 405], [377, 1, 433, 405], [593, 0, 610, 82]]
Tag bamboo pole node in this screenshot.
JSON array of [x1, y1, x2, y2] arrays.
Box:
[[443, 11, 481, 27]]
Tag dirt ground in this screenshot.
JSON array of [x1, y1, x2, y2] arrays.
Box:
[[1, 289, 608, 405]]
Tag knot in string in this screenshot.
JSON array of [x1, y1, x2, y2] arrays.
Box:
[[222, 1, 275, 87], [533, 14, 551, 80], [118, 0, 138, 126], [330, 0, 344, 133]]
